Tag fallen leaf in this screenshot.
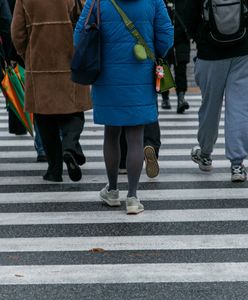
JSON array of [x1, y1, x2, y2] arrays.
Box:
[[90, 248, 105, 253]]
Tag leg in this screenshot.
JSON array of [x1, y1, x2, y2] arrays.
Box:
[[34, 114, 63, 181], [175, 62, 189, 114], [191, 58, 231, 172], [144, 121, 161, 158], [8, 109, 27, 135], [58, 112, 85, 182], [34, 120, 47, 162], [119, 128, 127, 172], [125, 125, 145, 214], [225, 55, 248, 181], [195, 58, 230, 155], [161, 90, 171, 109], [125, 125, 144, 198], [99, 126, 122, 207], [103, 125, 122, 190], [143, 121, 160, 178], [58, 112, 85, 165]]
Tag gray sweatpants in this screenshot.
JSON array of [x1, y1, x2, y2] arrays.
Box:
[[194, 55, 248, 164]]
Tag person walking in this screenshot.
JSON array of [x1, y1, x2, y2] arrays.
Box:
[[161, 0, 190, 113], [184, 0, 248, 182], [74, 0, 173, 214], [11, 0, 92, 182]]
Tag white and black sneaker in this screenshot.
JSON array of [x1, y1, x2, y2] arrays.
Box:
[[231, 164, 247, 182], [191, 146, 212, 171]]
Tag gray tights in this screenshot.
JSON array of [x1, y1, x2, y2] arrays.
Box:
[[103, 125, 144, 198]]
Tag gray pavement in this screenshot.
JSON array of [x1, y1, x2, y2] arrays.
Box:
[[0, 93, 248, 300]]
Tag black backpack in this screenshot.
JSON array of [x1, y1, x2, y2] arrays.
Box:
[[203, 0, 248, 44]]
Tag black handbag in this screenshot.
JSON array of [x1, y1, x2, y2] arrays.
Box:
[[71, 0, 101, 85]]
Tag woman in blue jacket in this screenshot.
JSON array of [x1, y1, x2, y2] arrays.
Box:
[[74, 0, 173, 214]]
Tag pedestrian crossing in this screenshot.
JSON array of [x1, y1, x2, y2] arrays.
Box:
[[0, 93, 248, 299]]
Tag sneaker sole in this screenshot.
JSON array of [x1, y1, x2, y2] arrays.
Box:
[[191, 156, 213, 172], [100, 195, 121, 207], [161, 105, 171, 109], [144, 146, 159, 178], [231, 175, 247, 182], [126, 206, 144, 214], [63, 153, 82, 182]]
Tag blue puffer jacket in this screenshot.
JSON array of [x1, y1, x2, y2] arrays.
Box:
[[74, 0, 174, 126]]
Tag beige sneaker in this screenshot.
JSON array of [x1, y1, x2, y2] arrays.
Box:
[[99, 184, 121, 207], [144, 146, 159, 178], [126, 197, 144, 214]]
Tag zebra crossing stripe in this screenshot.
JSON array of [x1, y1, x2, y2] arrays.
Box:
[[0, 188, 247, 204], [0, 234, 248, 252], [0, 208, 248, 225], [1, 263, 248, 284]]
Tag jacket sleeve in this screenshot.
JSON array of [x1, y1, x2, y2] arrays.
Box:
[[11, 0, 28, 58], [154, 0, 174, 58], [0, 0, 12, 60]]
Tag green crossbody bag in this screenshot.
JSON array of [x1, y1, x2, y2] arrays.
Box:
[[110, 0, 176, 93]]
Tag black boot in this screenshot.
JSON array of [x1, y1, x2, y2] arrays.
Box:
[[177, 91, 189, 114], [161, 91, 171, 109]]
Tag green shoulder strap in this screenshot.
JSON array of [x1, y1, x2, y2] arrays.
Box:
[[110, 0, 155, 62]]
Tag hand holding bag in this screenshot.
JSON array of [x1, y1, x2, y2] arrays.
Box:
[[71, 0, 101, 85], [110, 0, 175, 93]]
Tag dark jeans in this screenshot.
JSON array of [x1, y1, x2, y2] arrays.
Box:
[[120, 121, 161, 168], [35, 112, 85, 177]]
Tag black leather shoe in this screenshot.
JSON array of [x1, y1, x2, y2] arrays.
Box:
[[161, 91, 171, 109], [63, 151, 82, 182], [37, 155, 47, 162], [161, 98, 171, 109], [43, 173, 63, 182], [177, 92, 189, 114]]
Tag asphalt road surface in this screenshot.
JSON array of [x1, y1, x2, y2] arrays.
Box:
[[0, 93, 248, 300]]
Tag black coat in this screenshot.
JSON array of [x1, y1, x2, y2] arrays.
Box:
[[165, 0, 190, 64], [0, 0, 12, 62], [183, 0, 248, 60], [7, 0, 24, 66]]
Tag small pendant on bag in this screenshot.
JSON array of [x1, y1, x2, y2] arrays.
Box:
[[155, 65, 164, 92], [133, 44, 147, 61]]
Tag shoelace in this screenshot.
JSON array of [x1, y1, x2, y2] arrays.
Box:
[[202, 157, 211, 165], [232, 166, 244, 175]]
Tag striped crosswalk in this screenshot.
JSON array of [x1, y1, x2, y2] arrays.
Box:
[[0, 93, 248, 299]]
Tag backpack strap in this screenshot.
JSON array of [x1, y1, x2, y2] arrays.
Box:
[[110, 0, 155, 61]]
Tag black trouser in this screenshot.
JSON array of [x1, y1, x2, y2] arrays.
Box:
[[162, 61, 188, 99], [120, 121, 161, 168], [144, 121, 161, 157], [35, 112, 85, 177], [174, 61, 187, 93], [8, 109, 27, 135]]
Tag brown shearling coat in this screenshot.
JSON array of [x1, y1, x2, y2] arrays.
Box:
[[11, 0, 92, 114]]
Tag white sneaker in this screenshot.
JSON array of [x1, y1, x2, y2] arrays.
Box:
[[126, 197, 144, 214], [99, 184, 121, 207]]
